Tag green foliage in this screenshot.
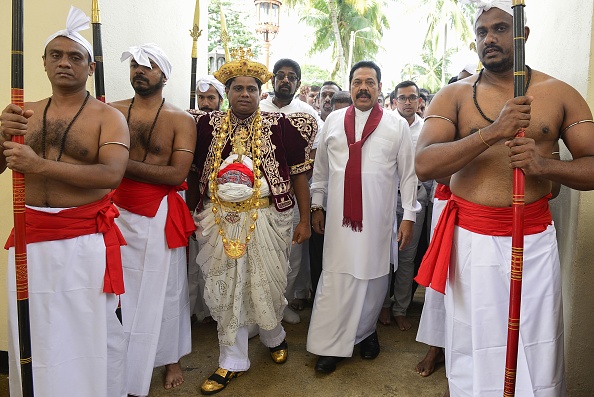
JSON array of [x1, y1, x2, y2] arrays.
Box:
[[207, 0, 262, 58], [400, 40, 456, 93], [300, 64, 333, 86]]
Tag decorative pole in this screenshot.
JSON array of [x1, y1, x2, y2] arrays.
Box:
[[220, 8, 230, 62], [11, 0, 34, 395], [92, 0, 105, 102], [189, 0, 201, 109], [504, 1, 527, 396]]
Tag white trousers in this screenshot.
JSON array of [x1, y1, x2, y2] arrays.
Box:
[[219, 324, 286, 371], [446, 224, 565, 397], [307, 271, 388, 357]]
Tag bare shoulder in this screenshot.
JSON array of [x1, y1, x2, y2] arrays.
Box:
[[108, 98, 132, 114], [425, 77, 474, 121], [163, 102, 195, 121], [24, 98, 50, 115], [89, 98, 127, 124]]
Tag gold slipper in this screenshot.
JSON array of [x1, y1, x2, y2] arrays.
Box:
[[200, 367, 245, 395]]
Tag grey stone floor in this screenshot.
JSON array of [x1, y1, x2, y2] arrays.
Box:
[[0, 287, 448, 397]]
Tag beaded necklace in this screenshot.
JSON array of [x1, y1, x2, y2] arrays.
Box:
[[209, 109, 264, 259], [126, 97, 165, 162], [41, 91, 90, 161], [472, 65, 532, 124]]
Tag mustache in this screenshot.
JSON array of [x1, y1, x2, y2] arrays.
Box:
[[483, 45, 503, 56], [356, 90, 371, 99], [133, 76, 149, 83]]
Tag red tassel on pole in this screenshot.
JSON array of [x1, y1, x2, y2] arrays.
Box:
[[503, 1, 527, 396], [11, 0, 35, 395]]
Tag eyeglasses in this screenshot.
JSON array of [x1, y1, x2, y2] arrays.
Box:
[[274, 72, 299, 83], [396, 95, 419, 103]]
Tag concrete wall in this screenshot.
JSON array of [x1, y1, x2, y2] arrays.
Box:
[[0, 0, 208, 351], [526, 1, 594, 396]]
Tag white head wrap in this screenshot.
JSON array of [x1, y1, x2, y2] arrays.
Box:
[[120, 43, 172, 80], [464, 63, 479, 74], [44, 6, 94, 59], [461, 0, 527, 26], [196, 75, 226, 99]]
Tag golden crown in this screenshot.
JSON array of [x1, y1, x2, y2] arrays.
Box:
[[214, 47, 273, 85]]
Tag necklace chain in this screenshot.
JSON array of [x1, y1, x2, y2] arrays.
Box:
[[126, 97, 165, 162], [42, 91, 90, 161], [209, 109, 264, 259], [472, 65, 532, 124]]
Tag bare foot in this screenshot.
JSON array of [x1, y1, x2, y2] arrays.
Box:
[[164, 362, 184, 390], [378, 307, 391, 325], [394, 315, 412, 331], [415, 346, 445, 377]]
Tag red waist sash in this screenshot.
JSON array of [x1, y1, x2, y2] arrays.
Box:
[[5, 193, 126, 295], [415, 193, 553, 294], [112, 178, 196, 249], [434, 183, 452, 200]]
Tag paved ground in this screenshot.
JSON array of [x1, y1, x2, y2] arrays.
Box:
[[0, 287, 448, 397]]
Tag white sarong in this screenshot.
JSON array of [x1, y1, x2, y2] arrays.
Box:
[[446, 224, 565, 397], [7, 207, 126, 397], [117, 197, 191, 396]]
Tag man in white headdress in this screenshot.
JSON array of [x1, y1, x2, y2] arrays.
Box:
[[188, 74, 225, 326], [415, 1, 594, 395], [110, 43, 197, 396], [0, 6, 129, 397]]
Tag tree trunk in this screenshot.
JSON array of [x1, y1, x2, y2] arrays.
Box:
[[328, 0, 345, 84]]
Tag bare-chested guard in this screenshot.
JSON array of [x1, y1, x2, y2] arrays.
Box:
[[110, 43, 196, 396], [414, 2, 594, 396], [0, 6, 129, 397]]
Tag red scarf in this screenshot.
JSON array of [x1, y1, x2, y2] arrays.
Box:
[[112, 178, 196, 249], [342, 102, 383, 231], [415, 193, 553, 294], [5, 193, 126, 295]]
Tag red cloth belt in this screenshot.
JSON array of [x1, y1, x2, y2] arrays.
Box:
[[5, 193, 126, 295], [112, 178, 196, 249], [434, 183, 452, 200], [415, 193, 553, 294]]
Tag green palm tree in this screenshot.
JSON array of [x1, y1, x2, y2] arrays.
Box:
[[401, 39, 455, 93]]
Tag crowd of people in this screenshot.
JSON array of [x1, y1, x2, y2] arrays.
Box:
[[1, 1, 594, 397]]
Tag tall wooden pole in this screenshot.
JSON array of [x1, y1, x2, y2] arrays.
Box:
[[92, 0, 106, 102], [11, 0, 34, 395], [189, 0, 201, 109], [504, 1, 527, 396]]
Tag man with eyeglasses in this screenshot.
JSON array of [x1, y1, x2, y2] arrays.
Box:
[[378, 81, 428, 331], [260, 58, 323, 325]]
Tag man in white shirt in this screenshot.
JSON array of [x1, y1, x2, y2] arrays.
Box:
[[260, 58, 323, 324], [307, 61, 419, 373]]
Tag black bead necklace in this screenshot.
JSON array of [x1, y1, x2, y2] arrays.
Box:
[[126, 97, 165, 162], [472, 65, 532, 124], [41, 91, 91, 161]]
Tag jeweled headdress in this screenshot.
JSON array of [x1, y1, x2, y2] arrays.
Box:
[[213, 48, 273, 85]]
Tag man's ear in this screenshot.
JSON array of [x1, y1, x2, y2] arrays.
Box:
[[88, 62, 96, 77], [524, 26, 530, 42]]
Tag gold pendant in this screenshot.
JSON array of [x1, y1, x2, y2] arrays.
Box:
[[224, 239, 247, 259]]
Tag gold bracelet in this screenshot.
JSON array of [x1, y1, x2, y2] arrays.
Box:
[[478, 129, 490, 148], [310, 205, 323, 213]]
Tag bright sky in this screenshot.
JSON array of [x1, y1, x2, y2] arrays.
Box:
[[266, 1, 478, 93]]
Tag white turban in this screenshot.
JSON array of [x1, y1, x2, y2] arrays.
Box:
[[461, 0, 527, 26], [464, 63, 479, 74], [44, 6, 94, 59], [196, 75, 225, 99], [120, 43, 172, 80]]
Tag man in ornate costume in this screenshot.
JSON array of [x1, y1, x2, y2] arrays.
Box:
[[307, 61, 420, 373], [110, 43, 196, 396], [0, 6, 129, 397], [186, 49, 317, 395], [415, 1, 594, 395]]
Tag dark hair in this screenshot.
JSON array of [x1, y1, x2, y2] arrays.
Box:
[[349, 61, 381, 84], [419, 92, 428, 102], [309, 85, 321, 92], [394, 80, 419, 95], [448, 76, 459, 84], [225, 77, 263, 91], [322, 81, 342, 91], [330, 91, 353, 107], [273, 58, 301, 80]]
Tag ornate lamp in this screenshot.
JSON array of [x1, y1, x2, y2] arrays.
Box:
[[254, 0, 282, 76]]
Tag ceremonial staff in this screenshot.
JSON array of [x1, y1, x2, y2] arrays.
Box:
[[189, 0, 202, 108], [92, 0, 106, 102], [504, 1, 527, 396], [11, 0, 34, 395]]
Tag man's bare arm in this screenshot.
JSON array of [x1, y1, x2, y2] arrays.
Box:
[[2, 105, 129, 189], [124, 113, 196, 186], [415, 85, 532, 181], [290, 172, 312, 244]]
